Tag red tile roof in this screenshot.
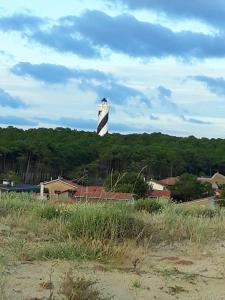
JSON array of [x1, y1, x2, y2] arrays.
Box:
[[158, 177, 178, 186], [75, 186, 133, 201], [150, 190, 171, 198], [42, 178, 133, 201]]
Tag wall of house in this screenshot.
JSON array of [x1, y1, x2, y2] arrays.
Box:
[[149, 181, 165, 191], [58, 192, 74, 201], [43, 180, 76, 196], [211, 175, 225, 185]]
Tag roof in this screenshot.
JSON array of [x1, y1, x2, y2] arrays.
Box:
[[198, 177, 211, 183], [0, 184, 39, 192], [42, 178, 80, 189], [150, 190, 171, 198], [158, 177, 178, 186], [198, 172, 225, 185], [75, 186, 133, 201], [211, 172, 225, 184]]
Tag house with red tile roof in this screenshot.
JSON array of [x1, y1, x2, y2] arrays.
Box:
[[73, 185, 133, 202], [148, 179, 171, 199], [40, 178, 133, 202], [148, 179, 166, 191]]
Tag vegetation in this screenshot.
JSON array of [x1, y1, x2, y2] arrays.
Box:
[[0, 170, 21, 184], [3, 193, 225, 298], [134, 198, 165, 213], [61, 271, 110, 300], [104, 171, 149, 198], [171, 173, 213, 201], [220, 186, 225, 199], [217, 199, 225, 208], [132, 279, 142, 289], [1, 193, 225, 260], [1, 127, 225, 184]]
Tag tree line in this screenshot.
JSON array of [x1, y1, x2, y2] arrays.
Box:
[[0, 126, 225, 185]]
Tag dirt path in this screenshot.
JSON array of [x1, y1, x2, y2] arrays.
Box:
[[5, 243, 225, 300]]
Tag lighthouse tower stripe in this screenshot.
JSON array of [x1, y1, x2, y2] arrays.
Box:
[[97, 98, 109, 136], [97, 112, 108, 136]]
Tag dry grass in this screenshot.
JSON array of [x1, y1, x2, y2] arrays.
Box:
[[60, 269, 111, 300], [1, 193, 225, 267], [0, 265, 6, 300]]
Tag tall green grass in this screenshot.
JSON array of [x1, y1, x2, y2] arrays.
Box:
[[0, 192, 37, 216], [1, 193, 225, 262], [66, 203, 144, 240]]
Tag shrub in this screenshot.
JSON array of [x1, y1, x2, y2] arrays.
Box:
[[217, 199, 225, 208], [134, 199, 164, 214], [61, 271, 110, 300]]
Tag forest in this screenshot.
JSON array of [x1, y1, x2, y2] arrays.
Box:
[[0, 126, 225, 185]]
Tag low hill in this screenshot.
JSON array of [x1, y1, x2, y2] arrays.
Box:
[[0, 126, 225, 184]]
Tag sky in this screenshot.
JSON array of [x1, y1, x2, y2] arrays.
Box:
[[1, 0, 225, 137]]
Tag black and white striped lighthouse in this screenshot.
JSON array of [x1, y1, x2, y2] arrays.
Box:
[[97, 98, 109, 136]]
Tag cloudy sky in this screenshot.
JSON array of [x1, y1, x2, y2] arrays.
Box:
[[1, 0, 225, 137]]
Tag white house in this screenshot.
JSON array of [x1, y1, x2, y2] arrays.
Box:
[[148, 180, 166, 191]]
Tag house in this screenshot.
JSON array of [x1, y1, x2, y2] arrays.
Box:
[[40, 178, 133, 202], [148, 179, 171, 199], [148, 179, 166, 191], [40, 177, 80, 199], [198, 172, 225, 188], [74, 186, 133, 202], [0, 180, 39, 193]]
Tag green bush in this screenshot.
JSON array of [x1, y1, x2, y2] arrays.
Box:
[[217, 199, 225, 208], [134, 199, 164, 214]]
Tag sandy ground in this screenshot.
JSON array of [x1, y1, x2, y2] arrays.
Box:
[[4, 242, 225, 300]]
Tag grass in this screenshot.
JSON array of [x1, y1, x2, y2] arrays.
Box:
[[0, 244, 8, 300], [134, 198, 166, 214], [1, 193, 225, 265], [29, 239, 129, 262], [66, 203, 145, 240], [2, 193, 225, 298], [0, 262, 6, 300], [60, 270, 111, 300], [168, 285, 188, 295], [132, 279, 142, 289]]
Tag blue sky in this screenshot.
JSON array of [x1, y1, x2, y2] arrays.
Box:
[[1, 1, 225, 137]]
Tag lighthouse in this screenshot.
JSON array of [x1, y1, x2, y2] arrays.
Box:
[[97, 98, 109, 136]]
